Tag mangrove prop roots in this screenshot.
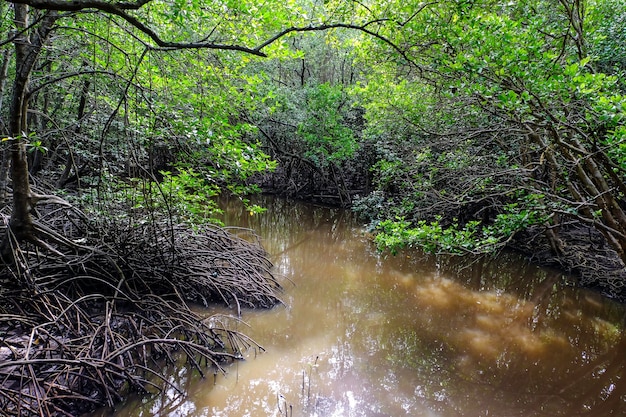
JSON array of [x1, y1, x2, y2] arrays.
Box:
[[0, 204, 282, 416]]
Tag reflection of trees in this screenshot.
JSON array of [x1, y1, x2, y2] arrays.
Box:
[[413, 278, 625, 416], [529, 334, 626, 416], [435, 251, 556, 298], [220, 195, 353, 258], [348, 250, 626, 416], [433, 250, 626, 327], [218, 195, 625, 416]]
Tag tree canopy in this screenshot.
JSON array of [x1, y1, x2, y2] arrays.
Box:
[[1, 0, 626, 414], [0, 0, 624, 313]]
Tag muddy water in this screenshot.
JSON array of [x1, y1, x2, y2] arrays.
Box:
[[101, 197, 626, 417]]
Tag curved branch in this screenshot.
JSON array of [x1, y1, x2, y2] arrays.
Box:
[[9, 0, 268, 56], [27, 69, 118, 96], [253, 20, 387, 51], [252, 21, 421, 70], [9, 0, 417, 66], [0, 11, 49, 47]]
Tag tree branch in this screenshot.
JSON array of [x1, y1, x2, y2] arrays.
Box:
[[252, 21, 420, 70], [27, 69, 119, 96], [9, 0, 268, 55], [9, 0, 417, 65]]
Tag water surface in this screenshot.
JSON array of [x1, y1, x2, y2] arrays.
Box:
[[101, 197, 626, 417]]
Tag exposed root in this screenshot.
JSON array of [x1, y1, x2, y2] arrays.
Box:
[[515, 224, 626, 303], [112, 223, 283, 312], [0, 203, 282, 416]]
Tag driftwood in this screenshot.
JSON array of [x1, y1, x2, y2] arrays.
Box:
[[0, 202, 282, 416]]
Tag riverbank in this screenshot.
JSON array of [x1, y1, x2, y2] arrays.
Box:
[[513, 223, 626, 304], [260, 185, 626, 304], [100, 195, 626, 417], [0, 203, 281, 416]]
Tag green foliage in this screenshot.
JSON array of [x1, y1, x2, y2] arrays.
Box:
[[131, 168, 224, 226], [343, 0, 626, 261], [375, 217, 477, 255], [71, 167, 265, 229], [297, 82, 357, 167], [588, 0, 626, 75], [178, 118, 277, 180], [375, 201, 550, 256], [6, 0, 626, 267], [371, 157, 404, 191]]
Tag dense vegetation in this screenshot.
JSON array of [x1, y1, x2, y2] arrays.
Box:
[[0, 0, 625, 415], [246, 0, 626, 300], [252, 0, 626, 301]]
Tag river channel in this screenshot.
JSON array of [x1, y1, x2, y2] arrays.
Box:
[[98, 196, 626, 417]]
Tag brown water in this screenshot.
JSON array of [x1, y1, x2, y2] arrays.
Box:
[[98, 197, 626, 417]]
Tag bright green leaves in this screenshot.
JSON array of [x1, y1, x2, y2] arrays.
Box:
[[587, 0, 626, 74], [371, 158, 405, 191], [13, 0, 626, 263], [173, 116, 277, 194], [375, 201, 550, 256], [115, 42, 277, 211], [604, 125, 626, 170], [136, 168, 224, 225], [297, 82, 356, 167], [132, 0, 304, 49], [484, 199, 550, 240], [375, 217, 485, 255]]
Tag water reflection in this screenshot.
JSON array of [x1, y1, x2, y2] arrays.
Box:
[[96, 196, 626, 417]]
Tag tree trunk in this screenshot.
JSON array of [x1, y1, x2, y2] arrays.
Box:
[[0, 27, 14, 204], [0, 46, 11, 113], [57, 75, 90, 188], [1, 5, 58, 255]]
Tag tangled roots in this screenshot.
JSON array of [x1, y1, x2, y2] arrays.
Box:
[[0, 205, 282, 416]]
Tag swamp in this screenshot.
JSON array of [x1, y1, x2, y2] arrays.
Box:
[[1, 0, 626, 415], [95, 197, 626, 417]]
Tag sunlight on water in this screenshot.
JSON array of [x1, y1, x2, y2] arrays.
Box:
[[412, 277, 561, 359], [96, 197, 626, 417]]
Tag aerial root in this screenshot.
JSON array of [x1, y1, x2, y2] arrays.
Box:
[[0, 204, 282, 416]]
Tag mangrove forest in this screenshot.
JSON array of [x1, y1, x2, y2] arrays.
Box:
[[0, 0, 625, 415]]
